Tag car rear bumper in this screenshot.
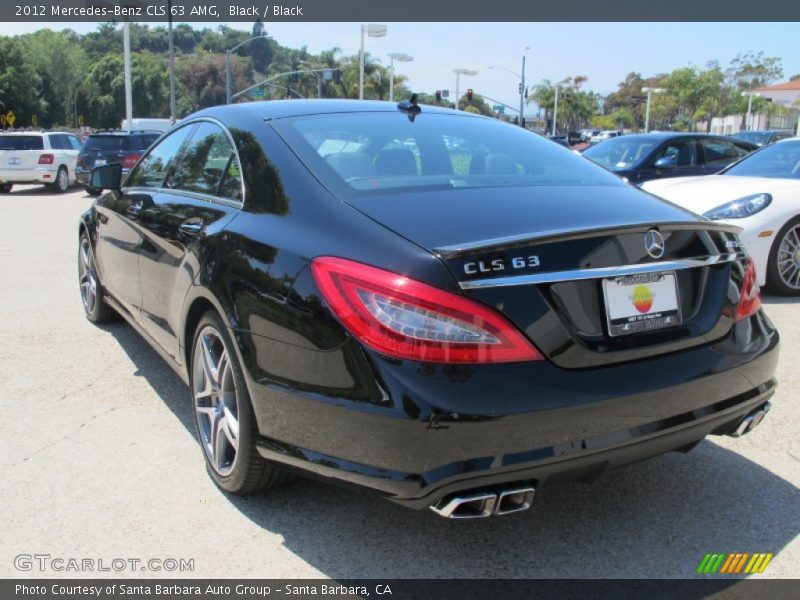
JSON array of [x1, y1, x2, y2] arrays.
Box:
[[0, 167, 58, 184], [248, 312, 779, 509]]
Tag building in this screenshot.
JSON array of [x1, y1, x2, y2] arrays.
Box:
[[710, 79, 800, 136]]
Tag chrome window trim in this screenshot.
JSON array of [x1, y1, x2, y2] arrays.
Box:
[[458, 253, 746, 290], [121, 186, 244, 210]]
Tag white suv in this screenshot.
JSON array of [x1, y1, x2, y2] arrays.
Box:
[[0, 131, 82, 193]]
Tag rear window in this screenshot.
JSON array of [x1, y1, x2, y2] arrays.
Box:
[[273, 112, 621, 197], [84, 136, 128, 151], [0, 135, 44, 151], [133, 134, 159, 151]]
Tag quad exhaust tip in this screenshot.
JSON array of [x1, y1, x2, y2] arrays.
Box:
[[430, 487, 535, 519], [729, 402, 771, 438]]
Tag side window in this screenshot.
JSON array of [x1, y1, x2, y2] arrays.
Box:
[[68, 135, 82, 150], [167, 122, 241, 200], [48, 135, 64, 150], [656, 141, 696, 166], [126, 125, 194, 189], [702, 139, 742, 168]]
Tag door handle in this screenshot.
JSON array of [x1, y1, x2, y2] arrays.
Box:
[[179, 218, 204, 236]]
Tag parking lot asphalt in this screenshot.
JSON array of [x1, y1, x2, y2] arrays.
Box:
[[1, 185, 798, 579]]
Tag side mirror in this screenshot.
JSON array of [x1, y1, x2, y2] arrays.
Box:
[[653, 155, 678, 169], [90, 163, 122, 191]]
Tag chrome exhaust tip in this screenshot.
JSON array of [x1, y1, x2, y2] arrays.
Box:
[[495, 487, 536, 515], [430, 493, 497, 519], [730, 402, 771, 437]]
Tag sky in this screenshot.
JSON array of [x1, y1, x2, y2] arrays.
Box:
[[0, 21, 797, 111]]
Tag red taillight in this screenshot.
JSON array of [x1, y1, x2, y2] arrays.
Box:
[[76, 156, 83, 169], [736, 258, 762, 321], [121, 153, 140, 169], [38, 153, 54, 165], [311, 257, 543, 364]]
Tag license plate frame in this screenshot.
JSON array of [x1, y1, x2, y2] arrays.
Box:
[[8, 157, 21, 165], [602, 271, 681, 337], [94, 159, 107, 166]]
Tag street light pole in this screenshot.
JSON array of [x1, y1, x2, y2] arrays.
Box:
[[123, 22, 132, 131], [167, 0, 176, 123], [552, 85, 559, 136], [387, 53, 413, 103], [453, 68, 477, 111], [359, 24, 387, 100], [742, 91, 760, 131], [225, 36, 272, 104], [642, 87, 664, 133], [520, 47, 529, 128]]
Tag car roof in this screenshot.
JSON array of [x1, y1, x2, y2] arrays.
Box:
[[608, 132, 750, 141], [195, 99, 474, 122], [0, 131, 47, 136]]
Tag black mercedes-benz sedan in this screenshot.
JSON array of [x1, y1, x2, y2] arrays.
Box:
[[78, 100, 778, 519], [582, 132, 757, 185]]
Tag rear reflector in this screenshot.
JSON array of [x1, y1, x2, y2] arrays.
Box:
[[38, 153, 54, 165], [311, 256, 543, 364], [736, 257, 761, 321]]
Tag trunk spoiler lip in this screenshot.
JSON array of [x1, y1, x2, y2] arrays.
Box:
[[432, 221, 743, 259]]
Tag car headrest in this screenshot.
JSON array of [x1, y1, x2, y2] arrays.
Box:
[[325, 152, 377, 181], [374, 148, 417, 177]]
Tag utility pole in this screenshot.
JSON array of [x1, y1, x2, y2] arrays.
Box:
[[167, 0, 176, 123], [551, 85, 559, 136], [123, 22, 132, 131]]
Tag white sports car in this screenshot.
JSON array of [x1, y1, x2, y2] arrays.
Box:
[[643, 137, 800, 294]]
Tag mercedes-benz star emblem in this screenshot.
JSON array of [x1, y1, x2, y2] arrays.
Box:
[[644, 229, 665, 259]]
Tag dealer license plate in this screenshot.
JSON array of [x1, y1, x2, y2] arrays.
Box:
[[602, 272, 681, 337]]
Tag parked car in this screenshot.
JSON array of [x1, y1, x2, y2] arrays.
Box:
[[589, 130, 622, 144], [583, 132, 757, 185], [0, 131, 82, 193], [732, 130, 794, 147], [76, 129, 161, 194], [579, 129, 600, 143], [546, 135, 570, 148], [79, 100, 778, 518], [643, 138, 800, 295]]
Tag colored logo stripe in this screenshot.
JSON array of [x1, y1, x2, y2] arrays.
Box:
[[698, 553, 774, 574]]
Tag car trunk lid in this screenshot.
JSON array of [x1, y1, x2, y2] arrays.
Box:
[[346, 185, 746, 368]]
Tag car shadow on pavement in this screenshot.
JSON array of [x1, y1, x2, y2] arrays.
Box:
[[0, 185, 85, 196], [104, 319, 799, 579]]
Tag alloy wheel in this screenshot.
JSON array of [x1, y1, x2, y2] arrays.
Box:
[[78, 237, 97, 314], [193, 326, 240, 476], [57, 168, 68, 192], [776, 225, 800, 290]]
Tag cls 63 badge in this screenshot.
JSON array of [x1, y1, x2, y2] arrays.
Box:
[[463, 255, 541, 275]]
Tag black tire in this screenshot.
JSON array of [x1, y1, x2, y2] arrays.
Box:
[[78, 232, 116, 323], [84, 185, 101, 196], [190, 311, 290, 494], [0, 183, 12, 193], [51, 166, 69, 193], [766, 215, 800, 296]]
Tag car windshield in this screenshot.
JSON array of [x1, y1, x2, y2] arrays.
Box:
[[85, 136, 128, 151], [582, 136, 657, 170], [722, 140, 800, 179], [274, 112, 623, 197], [733, 131, 771, 146], [0, 135, 44, 151]]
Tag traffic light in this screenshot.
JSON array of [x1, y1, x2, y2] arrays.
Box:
[[467, 89, 473, 101], [435, 90, 442, 104]]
